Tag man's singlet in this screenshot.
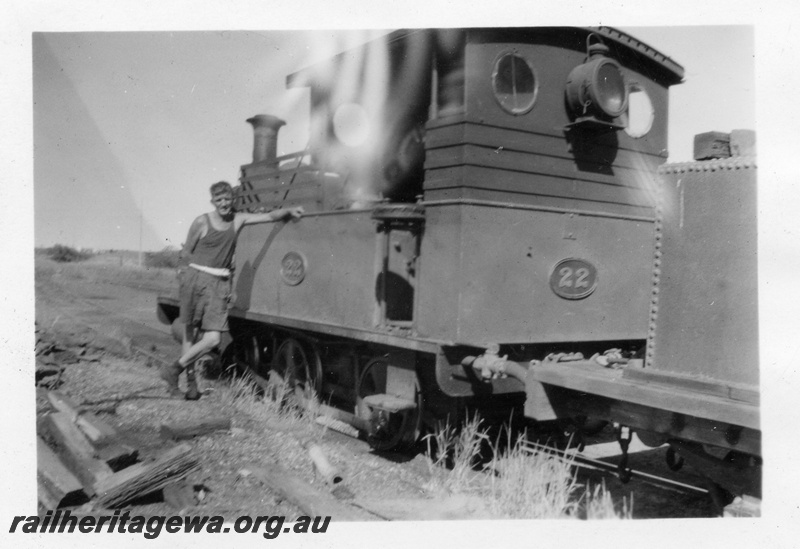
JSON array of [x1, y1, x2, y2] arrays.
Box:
[[190, 214, 237, 270]]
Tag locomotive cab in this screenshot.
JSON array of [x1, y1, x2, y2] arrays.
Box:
[[418, 28, 683, 375]]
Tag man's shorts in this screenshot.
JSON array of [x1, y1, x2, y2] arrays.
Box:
[[179, 268, 232, 332]]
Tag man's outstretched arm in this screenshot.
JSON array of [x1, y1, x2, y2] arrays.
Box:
[[235, 206, 304, 231]]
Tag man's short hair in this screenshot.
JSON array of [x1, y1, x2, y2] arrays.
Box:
[[210, 181, 233, 196]]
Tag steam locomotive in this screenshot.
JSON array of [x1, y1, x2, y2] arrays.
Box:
[[157, 27, 759, 503]]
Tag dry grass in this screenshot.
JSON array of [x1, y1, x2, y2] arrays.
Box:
[[423, 416, 631, 520], [582, 482, 633, 519], [216, 372, 341, 489], [488, 434, 581, 518], [217, 373, 277, 421], [217, 372, 323, 437], [424, 416, 490, 495]]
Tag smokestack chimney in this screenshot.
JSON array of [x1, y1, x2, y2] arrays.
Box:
[[247, 114, 286, 164]]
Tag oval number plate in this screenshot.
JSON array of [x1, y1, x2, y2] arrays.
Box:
[[550, 258, 598, 300], [280, 251, 307, 286]]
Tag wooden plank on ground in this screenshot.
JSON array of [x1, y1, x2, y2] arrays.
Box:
[[160, 417, 232, 440], [47, 391, 139, 470], [37, 437, 89, 508], [94, 443, 200, 508], [39, 413, 113, 497], [47, 391, 115, 441], [38, 479, 63, 512], [244, 463, 377, 521]]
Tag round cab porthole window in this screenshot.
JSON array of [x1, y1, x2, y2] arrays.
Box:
[[280, 251, 307, 286], [492, 53, 538, 115], [624, 84, 655, 138], [549, 258, 598, 300]]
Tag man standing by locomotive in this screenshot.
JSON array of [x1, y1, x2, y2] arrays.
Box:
[[160, 181, 303, 400]]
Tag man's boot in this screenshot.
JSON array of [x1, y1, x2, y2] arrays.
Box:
[[185, 364, 201, 401], [159, 360, 184, 398]]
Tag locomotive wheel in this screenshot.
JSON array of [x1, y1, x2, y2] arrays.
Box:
[[356, 357, 422, 452], [272, 338, 322, 405], [219, 340, 241, 376], [242, 335, 266, 376], [228, 333, 263, 377]]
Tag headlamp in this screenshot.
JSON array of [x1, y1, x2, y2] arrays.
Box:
[[565, 38, 628, 125]]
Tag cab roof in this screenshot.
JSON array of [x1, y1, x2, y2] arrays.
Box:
[[286, 27, 685, 89]]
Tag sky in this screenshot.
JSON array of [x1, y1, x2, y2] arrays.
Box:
[[28, 24, 756, 253], [4, 0, 800, 545]]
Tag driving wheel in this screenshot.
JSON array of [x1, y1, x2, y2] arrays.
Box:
[[355, 357, 422, 451], [272, 337, 322, 405]]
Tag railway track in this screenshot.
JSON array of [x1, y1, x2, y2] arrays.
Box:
[[522, 440, 709, 498]]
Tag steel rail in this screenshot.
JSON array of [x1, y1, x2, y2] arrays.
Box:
[[522, 440, 709, 495]]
